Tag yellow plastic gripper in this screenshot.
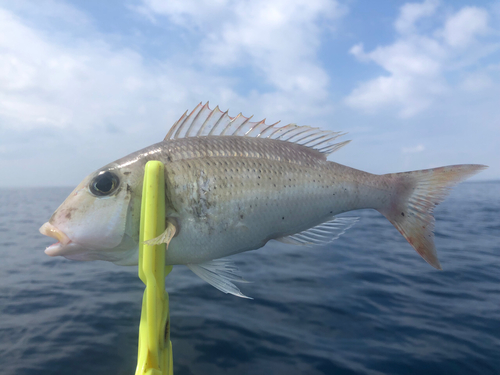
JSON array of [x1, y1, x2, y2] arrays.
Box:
[[135, 160, 173, 375]]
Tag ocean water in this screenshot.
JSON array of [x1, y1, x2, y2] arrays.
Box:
[[0, 181, 499, 375]]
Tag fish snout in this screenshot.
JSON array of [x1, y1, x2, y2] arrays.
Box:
[[39, 222, 72, 256], [39, 222, 71, 245]]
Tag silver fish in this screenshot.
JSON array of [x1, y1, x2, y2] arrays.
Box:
[[39, 102, 487, 297]]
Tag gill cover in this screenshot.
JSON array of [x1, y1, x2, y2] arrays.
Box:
[[47, 168, 132, 254]]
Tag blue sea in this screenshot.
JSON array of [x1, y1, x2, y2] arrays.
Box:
[[0, 181, 499, 375]]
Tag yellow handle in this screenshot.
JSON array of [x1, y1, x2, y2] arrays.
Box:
[[136, 161, 173, 375]]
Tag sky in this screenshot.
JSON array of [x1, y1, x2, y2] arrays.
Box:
[[0, 0, 498, 187]]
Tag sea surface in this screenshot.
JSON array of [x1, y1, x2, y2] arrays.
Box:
[[0, 181, 499, 375]]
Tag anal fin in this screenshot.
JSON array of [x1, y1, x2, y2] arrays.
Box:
[[275, 217, 358, 246]]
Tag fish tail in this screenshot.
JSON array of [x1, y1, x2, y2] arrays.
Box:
[[378, 164, 487, 269]]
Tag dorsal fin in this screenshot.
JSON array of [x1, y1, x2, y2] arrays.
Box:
[[164, 102, 350, 156]]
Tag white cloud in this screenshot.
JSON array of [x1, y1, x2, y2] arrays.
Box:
[[344, 1, 498, 118], [0, 1, 497, 186], [0, 3, 246, 187], [0, 6, 239, 134], [0, 0, 350, 186], [395, 0, 438, 35], [137, 0, 346, 117], [133, 0, 230, 28], [346, 36, 447, 117], [0, 0, 346, 131], [441, 6, 489, 47], [459, 71, 493, 92]]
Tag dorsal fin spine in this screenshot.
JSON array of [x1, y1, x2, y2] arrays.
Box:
[[302, 132, 335, 147], [306, 135, 336, 148], [209, 109, 229, 136], [165, 110, 188, 140], [244, 118, 266, 136], [197, 104, 220, 136], [174, 102, 202, 139], [258, 121, 281, 138], [196, 103, 211, 136], [322, 140, 351, 153], [291, 129, 321, 143], [164, 102, 349, 156], [253, 120, 274, 137], [256, 122, 274, 138], [197, 103, 219, 136], [221, 113, 242, 136], [230, 113, 252, 135], [275, 124, 299, 140], [234, 115, 253, 135], [283, 126, 313, 142], [186, 102, 209, 137], [312, 133, 344, 148], [265, 125, 287, 139], [174, 103, 199, 139]]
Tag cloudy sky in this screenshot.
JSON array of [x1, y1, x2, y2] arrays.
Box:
[[0, 0, 498, 187]]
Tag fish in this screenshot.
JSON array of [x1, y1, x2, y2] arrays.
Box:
[[39, 102, 487, 298]]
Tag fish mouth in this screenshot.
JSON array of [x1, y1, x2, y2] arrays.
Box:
[[39, 222, 72, 256]]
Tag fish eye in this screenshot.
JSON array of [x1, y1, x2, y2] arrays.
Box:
[[89, 172, 119, 197]]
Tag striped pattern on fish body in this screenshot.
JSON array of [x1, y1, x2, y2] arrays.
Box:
[[39, 102, 487, 297]]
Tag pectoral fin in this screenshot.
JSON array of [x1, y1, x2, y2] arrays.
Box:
[[143, 220, 177, 249]]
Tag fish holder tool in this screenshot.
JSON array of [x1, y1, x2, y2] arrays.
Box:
[[136, 161, 173, 375]]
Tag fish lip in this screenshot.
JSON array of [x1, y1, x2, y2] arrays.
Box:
[[39, 222, 72, 255], [44, 241, 65, 256]]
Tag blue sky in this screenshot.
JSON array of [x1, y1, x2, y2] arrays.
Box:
[[0, 0, 498, 187]]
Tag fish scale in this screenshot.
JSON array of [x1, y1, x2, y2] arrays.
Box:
[[39, 103, 487, 297], [162, 136, 384, 264]]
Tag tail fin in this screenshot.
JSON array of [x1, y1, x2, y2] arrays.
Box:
[[379, 164, 487, 269]]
